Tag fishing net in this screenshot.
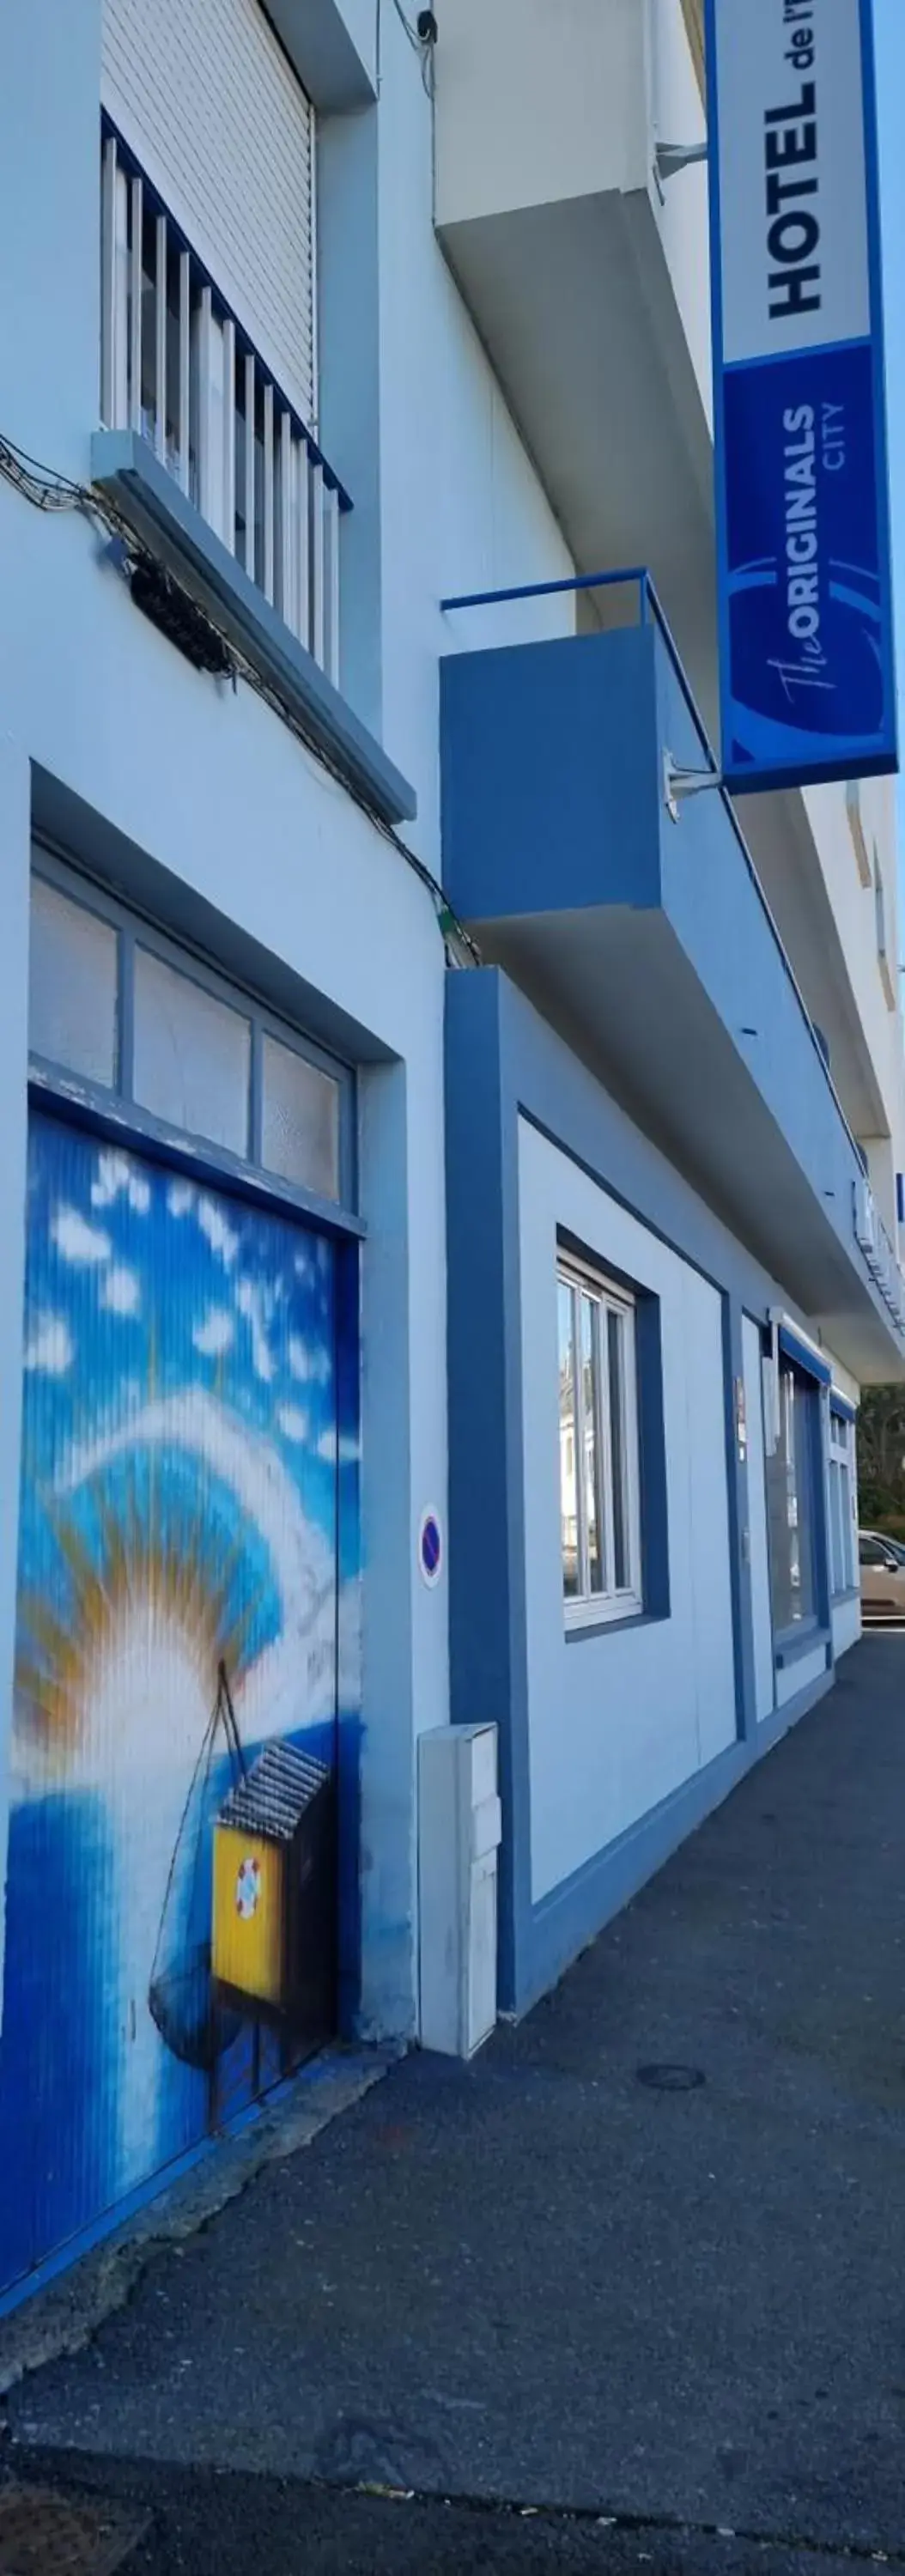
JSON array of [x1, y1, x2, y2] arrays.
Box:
[[149, 1662, 246, 2073]]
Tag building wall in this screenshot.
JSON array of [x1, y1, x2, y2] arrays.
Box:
[[446, 968, 846, 2020], [434, 0, 905, 1224], [0, 0, 575, 2081], [803, 775, 905, 1237]]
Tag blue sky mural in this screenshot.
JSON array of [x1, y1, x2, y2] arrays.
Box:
[[2, 1113, 357, 2295]]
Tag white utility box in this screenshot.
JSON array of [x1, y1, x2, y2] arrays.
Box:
[[418, 1723, 501, 2058]]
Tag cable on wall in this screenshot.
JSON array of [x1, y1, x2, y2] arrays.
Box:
[[377, 0, 436, 95], [0, 428, 479, 968]]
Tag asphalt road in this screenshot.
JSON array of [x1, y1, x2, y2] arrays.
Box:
[[2, 2451, 879, 2576], [6, 1637, 905, 2574]]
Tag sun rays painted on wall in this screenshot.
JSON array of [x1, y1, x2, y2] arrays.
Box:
[[2, 1112, 356, 2272]]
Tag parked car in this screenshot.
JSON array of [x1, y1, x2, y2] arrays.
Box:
[[859, 1531, 905, 1619]]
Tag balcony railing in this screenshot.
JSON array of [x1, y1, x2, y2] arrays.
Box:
[[100, 119, 349, 686]]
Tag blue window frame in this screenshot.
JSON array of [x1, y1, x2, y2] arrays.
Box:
[[765, 1354, 821, 1641], [28, 847, 358, 1234]]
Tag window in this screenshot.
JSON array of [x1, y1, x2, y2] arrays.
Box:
[[133, 947, 252, 1156], [829, 1411, 856, 1598], [28, 876, 118, 1089], [100, 0, 316, 428], [765, 1357, 819, 1636], [28, 856, 351, 1212], [261, 1033, 340, 1204], [100, 120, 343, 685], [557, 1256, 641, 1625], [859, 1536, 888, 1569]]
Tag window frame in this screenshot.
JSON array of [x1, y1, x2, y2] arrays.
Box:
[[765, 1352, 822, 1646], [858, 1534, 888, 1570], [556, 1249, 643, 1631], [28, 844, 358, 1235], [829, 1409, 856, 1599]]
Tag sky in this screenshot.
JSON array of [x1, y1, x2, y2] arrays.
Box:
[[876, 0, 905, 843]]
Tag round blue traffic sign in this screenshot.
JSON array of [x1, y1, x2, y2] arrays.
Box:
[[419, 1508, 443, 1587]]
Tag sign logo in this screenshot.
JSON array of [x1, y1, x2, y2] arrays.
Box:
[[235, 1856, 261, 1920], [706, 0, 896, 793]]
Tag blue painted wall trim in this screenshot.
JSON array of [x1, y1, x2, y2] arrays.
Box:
[[779, 1326, 831, 1386], [446, 966, 842, 2017], [91, 432, 416, 828]]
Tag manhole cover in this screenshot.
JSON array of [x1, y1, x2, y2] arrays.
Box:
[[635, 2063, 706, 2092], [0, 2486, 149, 2576]]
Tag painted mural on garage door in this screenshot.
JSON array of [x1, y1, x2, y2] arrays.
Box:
[[0, 1110, 359, 2298]]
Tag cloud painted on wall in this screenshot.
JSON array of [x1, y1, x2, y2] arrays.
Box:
[[100, 1267, 141, 1317], [277, 1405, 309, 1444], [92, 1153, 151, 1216], [289, 1335, 331, 1387], [52, 1208, 111, 1266], [192, 1309, 235, 1359], [23, 1314, 73, 1375], [197, 1198, 239, 1268]]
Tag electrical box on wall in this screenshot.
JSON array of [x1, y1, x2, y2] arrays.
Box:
[[418, 1724, 501, 2058]]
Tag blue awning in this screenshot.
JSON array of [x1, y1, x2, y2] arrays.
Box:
[[829, 1389, 857, 1423], [778, 1324, 831, 1388]]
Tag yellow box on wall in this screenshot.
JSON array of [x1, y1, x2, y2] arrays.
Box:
[[212, 1824, 283, 2008], [210, 1737, 333, 2021]]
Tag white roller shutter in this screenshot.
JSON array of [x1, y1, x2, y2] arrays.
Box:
[[101, 0, 316, 429]]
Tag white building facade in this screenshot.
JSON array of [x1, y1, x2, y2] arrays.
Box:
[[0, 0, 902, 2304]]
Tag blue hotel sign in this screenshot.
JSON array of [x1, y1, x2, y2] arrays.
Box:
[[705, 0, 897, 793]]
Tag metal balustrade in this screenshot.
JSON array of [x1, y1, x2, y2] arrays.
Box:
[[100, 121, 349, 685]]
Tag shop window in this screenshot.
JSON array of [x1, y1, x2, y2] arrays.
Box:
[[27, 854, 351, 1213], [765, 1358, 819, 1637], [134, 947, 252, 1157], [556, 1256, 642, 1625], [29, 875, 118, 1089], [261, 1032, 339, 1204]]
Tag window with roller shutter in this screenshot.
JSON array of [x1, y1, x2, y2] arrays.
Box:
[[100, 0, 316, 433]]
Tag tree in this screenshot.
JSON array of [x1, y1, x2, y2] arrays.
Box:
[[857, 1383, 905, 1529]]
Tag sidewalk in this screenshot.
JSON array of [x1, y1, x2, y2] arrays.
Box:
[[7, 1635, 905, 2564]]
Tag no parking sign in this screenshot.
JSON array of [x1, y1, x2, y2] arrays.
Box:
[[418, 1507, 443, 1588]]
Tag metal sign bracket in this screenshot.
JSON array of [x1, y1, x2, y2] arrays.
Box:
[[655, 140, 708, 182], [663, 751, 725, 824]]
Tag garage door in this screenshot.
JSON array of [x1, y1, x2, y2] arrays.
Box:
[[1, 1109, 342, 2290]]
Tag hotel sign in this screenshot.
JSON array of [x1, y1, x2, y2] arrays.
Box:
[[705, 0, 897, 791]]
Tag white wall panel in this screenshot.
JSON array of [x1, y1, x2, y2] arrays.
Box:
[[832, 1596, 861, 1661], [776, 1642, 828, 1710]]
